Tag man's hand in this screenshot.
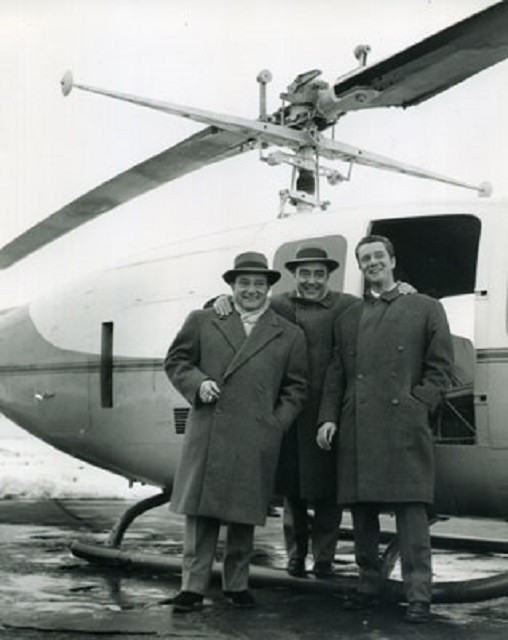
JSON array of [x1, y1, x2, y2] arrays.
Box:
[[398, 281, 417, 295], [317, 422, 337, 450], [213, 295, 233, 317], [199, 380, 221, 404]]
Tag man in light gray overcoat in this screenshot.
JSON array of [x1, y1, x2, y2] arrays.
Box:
[[318, 234, 453, 623], [165, 251, 307, 612]]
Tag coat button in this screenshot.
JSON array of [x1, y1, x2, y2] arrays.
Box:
[[357, 373, 364, 380], [397, 345, 404, 351], [391, 398, 400, 406]]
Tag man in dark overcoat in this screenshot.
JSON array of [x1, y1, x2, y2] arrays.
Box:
[[272, 246, 357, 578], [164, 251, 307, 612], [318, 234, 453, 623]]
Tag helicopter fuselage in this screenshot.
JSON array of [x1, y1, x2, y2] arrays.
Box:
[[0, 201, 507, 519]]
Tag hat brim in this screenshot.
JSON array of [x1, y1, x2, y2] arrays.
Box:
[[223, 268, 281, 285], [285, 257, 339, 272]]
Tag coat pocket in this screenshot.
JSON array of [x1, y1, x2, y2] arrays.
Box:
[[391, 395, 432, 450], [269, 413, 285, 433], [409, 392, 429, 411]]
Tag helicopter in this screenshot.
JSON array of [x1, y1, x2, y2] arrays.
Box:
[[0, 0, 508, 602]]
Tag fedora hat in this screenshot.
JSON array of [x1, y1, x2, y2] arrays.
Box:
[[285, 244, 339, 272], [222, 251, 281, 285]]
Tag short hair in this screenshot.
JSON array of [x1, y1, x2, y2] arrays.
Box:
[[355, 235, 395, 261]]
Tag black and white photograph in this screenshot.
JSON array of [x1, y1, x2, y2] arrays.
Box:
[[0, 1, 507, 637]]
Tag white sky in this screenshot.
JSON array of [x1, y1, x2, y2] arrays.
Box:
[[0, 0, 506, 307]]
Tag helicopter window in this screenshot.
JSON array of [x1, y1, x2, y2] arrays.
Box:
[[271, 235, 347, 295], [101, 322, 114, 408], [370, 214, 481, 446], [434, 390, 476, 445], [369, 215, 480, 299]]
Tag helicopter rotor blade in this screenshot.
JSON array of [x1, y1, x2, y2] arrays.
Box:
[[318, 136, 491, 196], [0, 127, 252, 269], [2, 3, 505, 268], [319, 1, 508, 119], [62, 74, 315, 150]]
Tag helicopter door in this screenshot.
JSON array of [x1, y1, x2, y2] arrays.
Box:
[[370, 214, 481, 446]]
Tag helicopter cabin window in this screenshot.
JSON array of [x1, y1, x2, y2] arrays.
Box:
[[101, 322, 114, 408], [370, 215, 481, 445]]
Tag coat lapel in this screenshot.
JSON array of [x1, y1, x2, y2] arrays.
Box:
[[223, 308, 283, 380], [211, 313, 246, 353]]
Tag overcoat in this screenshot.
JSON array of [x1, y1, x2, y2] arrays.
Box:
[[319, 288, 453, 505], [164, 306, 307, 526], [272, 291, 358, 500]]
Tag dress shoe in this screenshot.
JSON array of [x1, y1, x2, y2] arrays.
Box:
[[343, 591, 381, 610], [405, 601, 431, 623], [287, 558, 307, 578], [171, 590, 203, 613], [313, 562, 334, 579], [223, 590, 256, 608]]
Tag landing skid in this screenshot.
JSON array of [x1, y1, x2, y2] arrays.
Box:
[[71, 492, 508, 603], [104, 491, 171, 548], [380, 520, 508, 603]]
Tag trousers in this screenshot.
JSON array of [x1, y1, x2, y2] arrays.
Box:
[[181, 515, 254, 594], [351, 502, 432, 603], [283, 495, 342, 564]]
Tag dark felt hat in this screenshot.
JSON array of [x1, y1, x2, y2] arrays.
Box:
[[222, 251, 281, 285], [284, 244, 339, 272]]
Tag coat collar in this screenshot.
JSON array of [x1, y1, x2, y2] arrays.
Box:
[[364, 284, 401, 304], [211, 312, 246, 353], [222, 307, 284, 380]]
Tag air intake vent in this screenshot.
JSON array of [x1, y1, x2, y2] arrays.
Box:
[[174, 407, 190, 434]]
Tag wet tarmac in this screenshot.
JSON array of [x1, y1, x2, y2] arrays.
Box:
[[0, 499, 507, 639]]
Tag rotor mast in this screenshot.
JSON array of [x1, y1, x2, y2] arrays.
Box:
[[253, 53, 492, 216]]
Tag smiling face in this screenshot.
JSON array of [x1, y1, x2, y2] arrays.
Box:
[[230, 273, 270, 312], [294, 261, 330, 300], [357, 241, 396, 292]]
